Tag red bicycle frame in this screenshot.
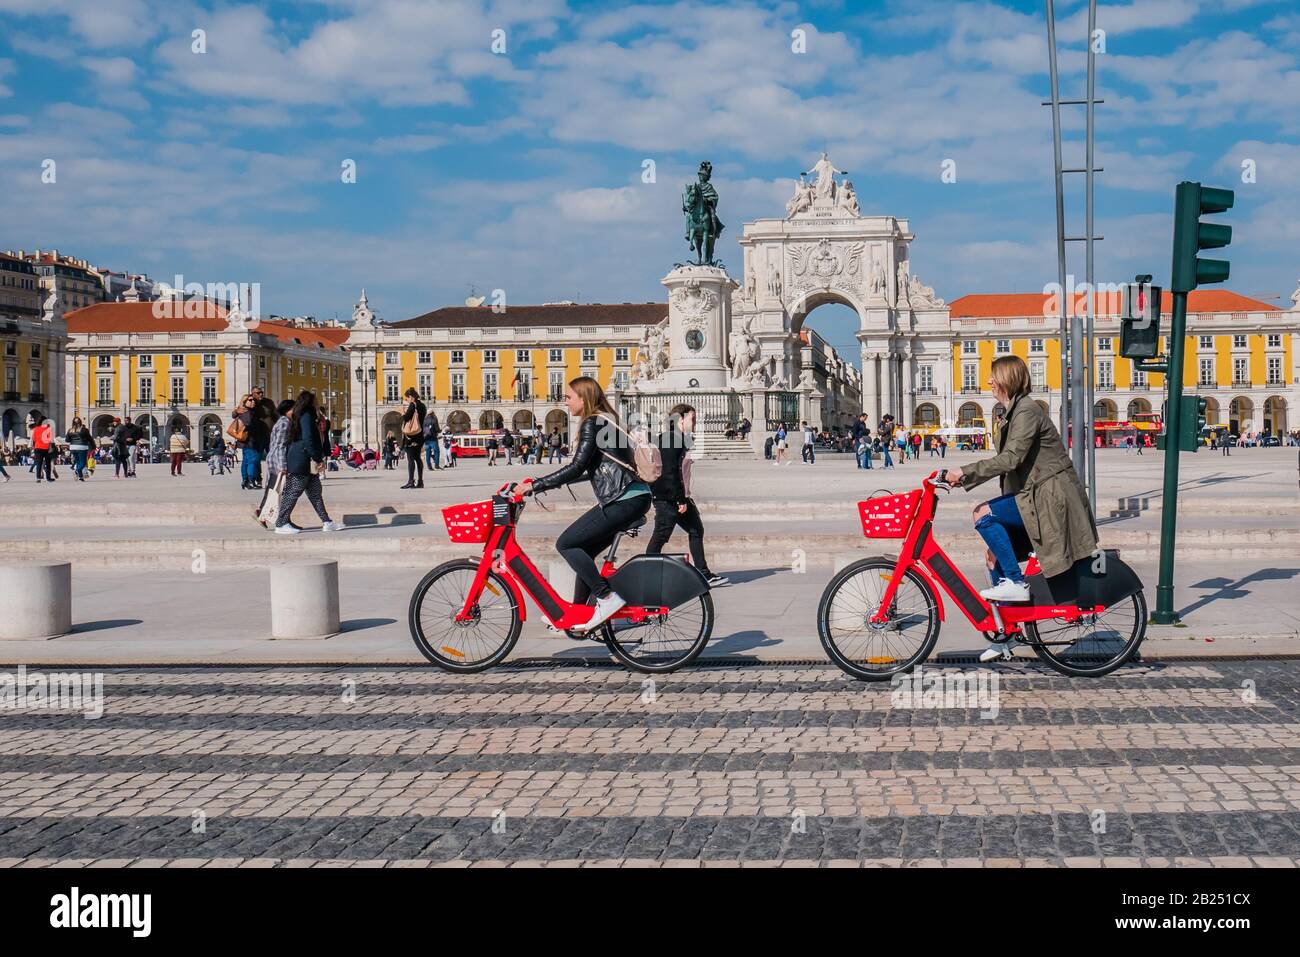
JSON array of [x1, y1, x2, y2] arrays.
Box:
[[455, 486, 666, 631], [872, 471, 1104, 635]]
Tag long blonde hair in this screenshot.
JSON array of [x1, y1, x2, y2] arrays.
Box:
[[569, 376, 616, 422]]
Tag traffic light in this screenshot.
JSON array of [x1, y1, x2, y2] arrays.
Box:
[[1119, 276, 1162, 359], [1170, 182, 1233, 293], [1179, 394, 1208, 452]]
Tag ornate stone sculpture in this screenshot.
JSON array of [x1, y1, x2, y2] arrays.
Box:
[[785, 176, 813, 218], [836, 179, 860, 216], [869, 255, 887, 297], [803, 152, 845, 201], [729, 317, 759, 381], [897, 260, 910, 304], [1291, 278, 1300, 310], [633, 317, 670, 382], [683, 161, 724, 266], [907, 273, 945, 308], [767, 261, 782, 299]]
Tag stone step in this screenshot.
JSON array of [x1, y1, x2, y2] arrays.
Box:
[[3, 528, 1297, 570]]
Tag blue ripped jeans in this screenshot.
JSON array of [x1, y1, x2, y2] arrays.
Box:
[[975, 493, 1033, 584]]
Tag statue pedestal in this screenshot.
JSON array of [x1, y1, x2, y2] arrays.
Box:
[[661, 265, 736, 390]]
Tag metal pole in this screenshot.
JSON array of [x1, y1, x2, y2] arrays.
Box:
[[1084, 0, 1098, 514], [1153, 291, 1188, 624], [1045, 0, 1070, 445]]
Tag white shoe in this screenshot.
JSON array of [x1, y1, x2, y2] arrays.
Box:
[[979, 578, 1031, 602], [322, 521, 342, 532], [979, 639, 1021, 662], [274, 524, 300, 535], [576, 591, 627, 633]]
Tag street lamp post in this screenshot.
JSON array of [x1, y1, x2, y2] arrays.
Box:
[[354, 357, 375, 447]]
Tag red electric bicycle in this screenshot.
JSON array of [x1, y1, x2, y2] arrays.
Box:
[[817, 469, 1147, 679], [409, 482, 714, 673]]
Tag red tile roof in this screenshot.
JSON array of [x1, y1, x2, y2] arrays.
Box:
[[949, 289, 1279, 318], [65, 302, 348, 351], [391, 302, 666, 329]]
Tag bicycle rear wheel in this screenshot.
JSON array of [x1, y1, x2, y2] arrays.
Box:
[[600, 593, 714, 674], [409, 559, 521, 672], [818, 557, 940, 680], [1025, 590, 1146, 677]]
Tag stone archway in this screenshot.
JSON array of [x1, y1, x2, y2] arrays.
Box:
[[1204, 397, 1221, 427], [3, 407, 23, 445], [734, 153, 948, 428], [1264, 395, 1287, 435], [380, 411, 402, 443], [913, 402, 939, 428], [479, 409, 503, 430], [1229, 396, 1253, 434], [1126, 397, 1151, 419], [544, 409, 569, 436], [512, 410, 534, 432], [957, 402, 984, 427], [1093, 398, 1117, 421], [446, 410, 471, 434], [198, 414, 223, 452]]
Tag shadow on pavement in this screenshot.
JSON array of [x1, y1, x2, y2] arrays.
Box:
[[70, 619, 144, 634], [339, 618, 398, 633], [703, 629, 783, 657], [1178, 567, 1300, 620]]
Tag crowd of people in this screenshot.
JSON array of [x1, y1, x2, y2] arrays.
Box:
[[762, 413, 957, 468]]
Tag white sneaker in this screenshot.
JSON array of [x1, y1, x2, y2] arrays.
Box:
[[274, 524, 300, 535], [322, 521, 342, 532], [979, 578, 1031, 602], [979, 639, 1021, 662], [576, 591, 627, 633]]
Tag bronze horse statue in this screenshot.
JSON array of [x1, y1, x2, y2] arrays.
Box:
[[682, 162, 724, 266]]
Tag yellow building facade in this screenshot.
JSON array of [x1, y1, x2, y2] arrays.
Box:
[[344, 295, 655, 447], [65, 301, 350, 452]]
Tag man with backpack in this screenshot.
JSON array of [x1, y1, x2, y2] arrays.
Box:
[[500, 428, 515, 466], [548, 427, 563, 464]]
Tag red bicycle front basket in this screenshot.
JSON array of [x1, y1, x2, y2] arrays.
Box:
[[858, 489, 922, 539], [442, 500, 494, 543]]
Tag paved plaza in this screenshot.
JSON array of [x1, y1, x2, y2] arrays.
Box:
[[0, 661, 1297, 866]]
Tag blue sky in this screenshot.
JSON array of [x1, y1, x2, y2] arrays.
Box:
[[1, 0, 1298, 365]]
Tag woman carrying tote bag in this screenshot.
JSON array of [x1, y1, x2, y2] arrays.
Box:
[[273, 391, 341, 535]]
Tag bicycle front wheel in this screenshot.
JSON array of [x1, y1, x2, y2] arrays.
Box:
[[409, 559, 521, 672], [601, 593, 714, 674], [818, 557, 940, 680], [1026, 590, 1146, 678]]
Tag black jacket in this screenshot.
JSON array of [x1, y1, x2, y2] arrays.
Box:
[[650, 424, 691, 505], [286, 410, 324, 476], [400, 399, 426, 449], [532, 415, 636, 506]]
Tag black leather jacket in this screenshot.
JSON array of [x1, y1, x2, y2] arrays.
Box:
[[532, 414, 636, 506], [650, 423, 690, 505]]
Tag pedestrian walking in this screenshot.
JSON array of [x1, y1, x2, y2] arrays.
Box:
[[646, 403, 727, 587], [774, 423, 789, 465], [66, 417, 92, 481], [500, 428, 515, 465], [168, 429, 189, 475], [879, 415, 896, 469], [548, 427, 563, 464], [800, 421, 816, 464], [209, 431, 227, 474], [399, 388, 426, 489], [486, 431, 499, 466], [31, 413, 54, 482], [423, 411, 441, 470], [230, 394, 270, 490], [274, 391, 340, 535], [382, 434, 397, 470], [443, 433, 457, 468], [257, 399, 298, 528]]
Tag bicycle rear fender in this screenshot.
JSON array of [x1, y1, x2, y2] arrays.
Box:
[[609, 554, 709, 609], [1034, 550, 1142, 609]]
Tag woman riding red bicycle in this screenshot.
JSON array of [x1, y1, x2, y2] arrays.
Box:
[[943, 354, 1100, 662], [521, 376, 652, 633]]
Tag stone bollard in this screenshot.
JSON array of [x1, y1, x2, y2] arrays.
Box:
[[0, 562, 72, 639], [270, 560, 340, 639]]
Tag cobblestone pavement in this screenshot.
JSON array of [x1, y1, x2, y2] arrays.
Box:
[[0, 661, 1297, 867]]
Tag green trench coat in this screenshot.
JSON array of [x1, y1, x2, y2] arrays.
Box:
[[959, 394, 1099, 579]]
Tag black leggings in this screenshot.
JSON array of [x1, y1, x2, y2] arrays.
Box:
[[556, 494, 651, 604], [406, 446, 423, 484], [645, 498, 711, 576]]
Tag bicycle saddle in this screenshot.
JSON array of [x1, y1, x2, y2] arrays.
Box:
[[625, 516, 648, 536]]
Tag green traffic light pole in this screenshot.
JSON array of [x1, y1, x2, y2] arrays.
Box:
[[1150, 181, 1233, 625], [1151, 290, 1188, 624]]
